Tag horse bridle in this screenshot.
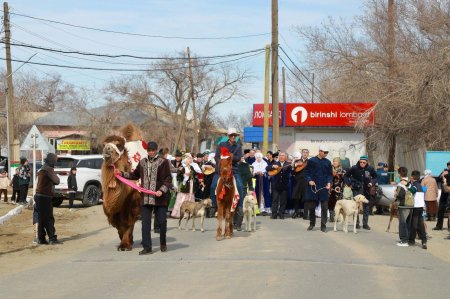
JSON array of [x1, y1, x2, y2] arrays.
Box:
[[105, 142, 124, 164]]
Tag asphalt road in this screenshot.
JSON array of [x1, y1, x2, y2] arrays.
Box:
[[1, 214, 449, 299]]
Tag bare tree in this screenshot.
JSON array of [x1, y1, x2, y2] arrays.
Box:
[[104, 50, 252, 153], [294, 0, 450, 168]]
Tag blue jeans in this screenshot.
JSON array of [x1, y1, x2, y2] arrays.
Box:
[[353, 190, 370, 226], [210, 173, 244, 208], [398, 207, 413, 242]]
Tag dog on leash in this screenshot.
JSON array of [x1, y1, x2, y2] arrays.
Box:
[[386, 201, 398, 232], [178, 198, 212, 232], [243, 193, 258, 232], [333, 194, 369, 233]]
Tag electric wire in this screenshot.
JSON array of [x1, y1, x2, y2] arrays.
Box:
[[279, 46, 331, 102], [1, 50, 264, 72], [1, 40, 265, 61], [8, 11, 271, 40], [279, 55, 313, 101], [9, 8, 164, 54]]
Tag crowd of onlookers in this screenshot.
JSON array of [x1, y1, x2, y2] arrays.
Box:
[[0, 157, 32, 205], [158, 128, 450, 247]]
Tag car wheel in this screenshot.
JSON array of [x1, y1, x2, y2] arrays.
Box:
[[52, 197, 64, 207], [82, 184, 100, 207]]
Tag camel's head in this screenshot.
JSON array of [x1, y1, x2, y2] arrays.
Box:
[[102, 135, 126, 165]]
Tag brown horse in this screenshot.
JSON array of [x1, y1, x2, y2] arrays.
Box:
[[216, 148, 235, 241], [102, 135, 141, 251]]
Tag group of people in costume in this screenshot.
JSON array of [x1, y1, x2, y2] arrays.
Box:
[[113, 125, 448, 254]]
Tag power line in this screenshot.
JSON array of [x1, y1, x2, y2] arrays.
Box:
[[1, 41, 265, 61], [10, 8, 164, 54], [1, 50, 264, 72], [9, 11, 271, 40], [10, 38, 164, 66], [279, 55, 313, 100], [279, 46, 330, 102]]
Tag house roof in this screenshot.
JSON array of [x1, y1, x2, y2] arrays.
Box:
[[34, 112, 90, 126]]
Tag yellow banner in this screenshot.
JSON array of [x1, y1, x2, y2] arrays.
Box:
[[56, 139, 91, 151]]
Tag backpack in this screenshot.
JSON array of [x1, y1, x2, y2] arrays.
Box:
[[396, 184, 414, 207]]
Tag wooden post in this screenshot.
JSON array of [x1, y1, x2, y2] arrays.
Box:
[[271, 0, 279, 152], [3, 2, 16, 174], [187, 47, 199, 154], [263, 45, 270, 154]]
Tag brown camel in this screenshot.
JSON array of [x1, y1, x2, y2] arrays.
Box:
[[102, 134, 141, 251]]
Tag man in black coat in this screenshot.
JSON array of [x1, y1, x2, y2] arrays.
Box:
[[433, 161, 450, 230], [266, 152, 291, 219], [291, 149, 309, 219], [344, 155, 377, 230], [304, 146, 333, 232], [119, 141, 172, 255], [34, 153, 61, 244]]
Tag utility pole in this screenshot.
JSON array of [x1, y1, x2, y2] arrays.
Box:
[[3, 2, 17, 175], [187, 47, 199, 154], [271, 0, 279, 152], [282, 66, 286, 127], [282, 67, 286, 104], [263, 45, 270, 154]]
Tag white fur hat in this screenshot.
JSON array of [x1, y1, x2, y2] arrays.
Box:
[[293, 151, 301, 160]]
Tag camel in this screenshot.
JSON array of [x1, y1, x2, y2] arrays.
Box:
[[102, 133, 141, 251]]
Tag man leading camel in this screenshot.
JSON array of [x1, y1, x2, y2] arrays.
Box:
[[118, 141, 172, 255]]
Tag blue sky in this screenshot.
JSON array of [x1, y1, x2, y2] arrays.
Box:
[[3, 0, 363, 116]]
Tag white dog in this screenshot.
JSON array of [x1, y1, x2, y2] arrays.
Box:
[[333, 194, 369, 234], [178, 198, 212, 232], [243, 193, 258, 232]]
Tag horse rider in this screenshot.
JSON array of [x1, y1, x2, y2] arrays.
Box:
[[210, 128, 245, 230]]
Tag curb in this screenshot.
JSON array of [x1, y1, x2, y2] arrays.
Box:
[[0, 205, 24, 225]]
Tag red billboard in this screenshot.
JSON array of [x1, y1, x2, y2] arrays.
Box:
[[252, 104, 283, 126], [253, 103, 375, 127]]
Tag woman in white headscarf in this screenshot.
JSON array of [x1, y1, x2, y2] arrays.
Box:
[[171, 153, 196, 218], [421, 169, 439, 221], [252, 152, 268, 214]]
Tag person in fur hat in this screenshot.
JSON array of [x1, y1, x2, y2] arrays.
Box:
[[34, 153, 61, 244], [171, 153, 196, 218], [18, 157, 31, 205]]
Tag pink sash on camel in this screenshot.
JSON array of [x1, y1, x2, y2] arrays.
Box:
[[110, 164, 157, 196], [215, 177, 240, 212]]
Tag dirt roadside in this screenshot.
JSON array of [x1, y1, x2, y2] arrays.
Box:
[[1, 201, 449, 278], [0, 201, 114, 278]]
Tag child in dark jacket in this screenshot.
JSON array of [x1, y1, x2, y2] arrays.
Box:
[[67, 167, 78, 208], [11, 169, 20, 204]]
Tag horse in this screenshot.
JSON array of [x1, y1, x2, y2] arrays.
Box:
[[215, 148, 236, 241], [102, 134, 141, 251]]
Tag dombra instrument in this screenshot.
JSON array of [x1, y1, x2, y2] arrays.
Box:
[[293, 160, 307, 173], [202, 166, 215, 176], [268, 163, 292, 176]]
